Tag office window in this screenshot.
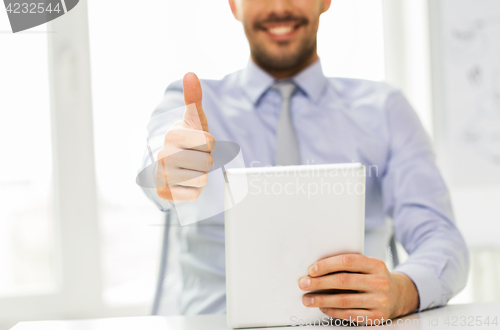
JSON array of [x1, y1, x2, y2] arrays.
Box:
[[87, 0, 385, 307], [0, 14, 55, 296]]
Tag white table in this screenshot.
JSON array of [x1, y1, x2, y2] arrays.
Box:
[[11, 302, 500, 329]]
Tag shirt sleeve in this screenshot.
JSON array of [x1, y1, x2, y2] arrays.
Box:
[[381, 91, 470, 311], [138, 80, 185, 212]]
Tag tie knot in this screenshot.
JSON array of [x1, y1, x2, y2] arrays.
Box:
[[273, 81, 296, 101]]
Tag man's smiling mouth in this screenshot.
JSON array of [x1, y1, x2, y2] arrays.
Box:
[[261, 22, 304, 39]]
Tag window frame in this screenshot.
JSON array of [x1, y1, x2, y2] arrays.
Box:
[[0, 1, 150, 326]]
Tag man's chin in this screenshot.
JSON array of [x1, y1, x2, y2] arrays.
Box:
[[250, 37, 317, 72], [252, 51, 313, 71]]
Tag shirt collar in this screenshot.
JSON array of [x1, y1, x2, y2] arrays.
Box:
[[239, 58, 328, 105], [239, 59, 275, 105], [292, 59, 328, 104]]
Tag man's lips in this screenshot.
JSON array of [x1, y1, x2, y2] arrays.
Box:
[[260, 22, 303, 40]]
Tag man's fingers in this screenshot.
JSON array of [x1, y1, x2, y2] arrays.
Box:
[[157, 185, 203, 203], [183, 72, 209, 132], [302, 293, 381, 309], [165, 127, 216, 152], [308, 254, 385, 277], [164, 149, 213, 172], [160, 168, 208, 187], [319, 308, 382, 326], [299, 273, 373, 292]]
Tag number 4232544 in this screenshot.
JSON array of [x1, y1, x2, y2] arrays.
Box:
[[6, 2, 62, 14], [444, 316, 498, 327]]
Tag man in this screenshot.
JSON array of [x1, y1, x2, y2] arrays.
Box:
[[140, 0, 469, 324]]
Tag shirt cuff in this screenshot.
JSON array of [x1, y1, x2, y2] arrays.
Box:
[[393, 263, 443, 312]]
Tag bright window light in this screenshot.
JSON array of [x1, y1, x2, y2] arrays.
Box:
[[0, 10, 55, 297]]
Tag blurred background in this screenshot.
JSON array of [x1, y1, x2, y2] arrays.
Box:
[[1, 0, 499, 329]]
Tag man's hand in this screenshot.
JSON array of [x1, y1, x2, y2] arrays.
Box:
[[298, 254, 419, 325], [156, 72, 216, 202]]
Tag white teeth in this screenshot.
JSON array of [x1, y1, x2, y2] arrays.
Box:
[[268, 26, 294, 36]]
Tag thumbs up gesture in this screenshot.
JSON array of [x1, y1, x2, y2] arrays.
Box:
[[156, 73, 216, 202]]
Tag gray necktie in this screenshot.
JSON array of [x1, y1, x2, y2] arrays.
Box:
[[273, 82, 300, 165]]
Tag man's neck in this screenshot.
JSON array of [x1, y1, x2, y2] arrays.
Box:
[[251, 53, 319, 80]]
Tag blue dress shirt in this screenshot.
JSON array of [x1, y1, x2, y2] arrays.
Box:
[[140, 59, 469, 315]]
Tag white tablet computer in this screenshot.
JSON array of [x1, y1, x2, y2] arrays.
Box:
[[224, 163, 365, 329]]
